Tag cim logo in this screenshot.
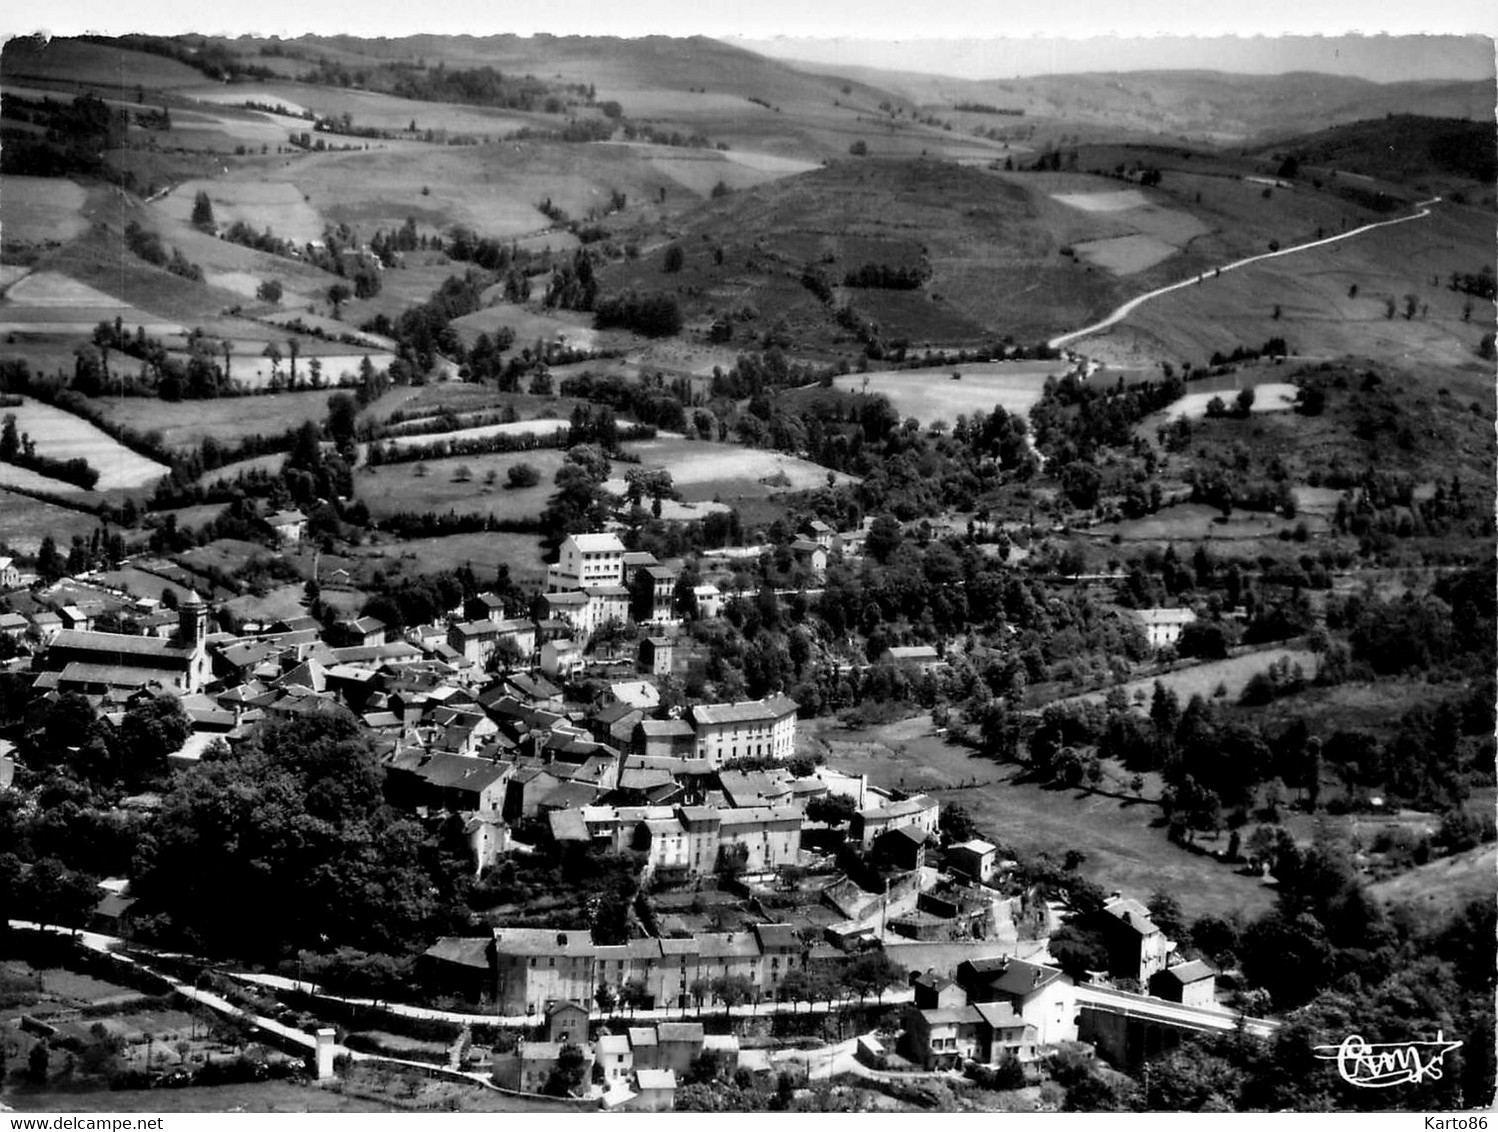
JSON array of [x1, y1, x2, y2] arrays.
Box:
[[1314, 1033, 1463, 1089]]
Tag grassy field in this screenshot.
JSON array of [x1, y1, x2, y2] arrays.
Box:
[[1091, 502, 1332, 545], [813, 713, 1276, 920], [1369, 844, 1498, 917], [609, 436, 854, 502], [155, 179, 326, 245], [85, 391, 338, 452], [0, 176, 89, 245], [1161, 382, 1298, 421], [3, 396, 170, 491], [347, 530, 550, 587], [379, 418, 572, 456], [0, 491, 105, 554], [354, 447, 566, 521], [1049, 647, 1321, 712], [832, 360, 1066, 425], [0, 270, 182, 336]]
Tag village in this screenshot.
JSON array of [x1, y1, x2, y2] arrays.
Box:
[[0, 516, 1271, 1112]]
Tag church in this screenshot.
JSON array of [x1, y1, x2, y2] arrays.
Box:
[[34, 592, 213, 696]]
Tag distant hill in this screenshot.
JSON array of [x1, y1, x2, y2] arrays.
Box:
[[1256, 115, 1497, 188], [756, 63, 1495, 143]]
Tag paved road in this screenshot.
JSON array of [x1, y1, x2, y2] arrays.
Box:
[[1048, 197, 1442, 351], [233, 970, 914, 1027], [1075, 983, 1279, 1039]]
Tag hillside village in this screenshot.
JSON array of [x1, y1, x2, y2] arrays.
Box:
[[0, 27, 1493, 1117], [1, 521, 1277, 1108]]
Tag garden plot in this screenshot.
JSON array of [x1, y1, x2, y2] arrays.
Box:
[[3, 396, 170, 490], [154, 180, 325, 245], [832, 360, 1065, 425], [1163, 382, 1298, 421], [0, 175, 89, 243]]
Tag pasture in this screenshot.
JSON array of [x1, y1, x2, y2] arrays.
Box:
[[0, 491, 102, 554], [1369, 844, 1498, 918], [814, 713, 1275, 920], [831, 360, 1066, 425], [85, 391, 337, 452], [609, 437, 855, 501], [6, 1082, 395, 1115], [452, 300, 603, 352], [378, 418, 572, 456], [154, 179, 326, 245], [354, 447, 567, 521], [348, 529, 550, 587], [0, 175, 89, 244], [2, 396, 170, 490]]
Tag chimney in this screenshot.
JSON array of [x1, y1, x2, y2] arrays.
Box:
[[1032, 969, 1042, 987]]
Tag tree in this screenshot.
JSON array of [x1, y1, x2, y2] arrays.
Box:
[[28, 1041, 49, 1084], [1147, 890, 1186, 942], [506, 462, 541, 489], [256, 279, 283, 304], [328, 283, 352, 318], [849, 140, 868, 156], [940, 803, 979, 843], [805, 794, 857, 826], [841, 951, 905, 1001], [542, 1043, 587, 1097], [119, 695, 190, 779], [1049, 924, 1110, 978], [191, 190, 215, 230], [663, 245, 685, 274]]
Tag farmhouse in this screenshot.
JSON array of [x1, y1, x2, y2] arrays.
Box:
[[0, 557, 19, 589], [851, 793, 940, 851], [265, 509, 307, 545], [1134, 607, 1197, 649]]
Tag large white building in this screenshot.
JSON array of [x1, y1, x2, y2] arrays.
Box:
[[547, 532, 626, 593], [688, 695, 798, 766]]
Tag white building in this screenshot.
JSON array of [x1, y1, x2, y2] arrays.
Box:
[[1135, 608, 1197, 649], [688, 695, 798, 766], [548, 532, 626, 593]]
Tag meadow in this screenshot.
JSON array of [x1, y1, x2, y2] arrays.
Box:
[[0, 175, 90, 244], [0, 492, 104, 554], [347, 529, 550, 587], [831, 360, 1066, 425], [84, 391, 339, 451], [353, 447, 567, 521], [814, 713, 1276, 920], [609, 436, 855, 501]]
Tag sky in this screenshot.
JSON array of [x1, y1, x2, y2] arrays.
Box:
[[2, 0, 1495, 82]]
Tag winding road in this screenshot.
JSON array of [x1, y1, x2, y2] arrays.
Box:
[[1048, 196, 1442, 351]]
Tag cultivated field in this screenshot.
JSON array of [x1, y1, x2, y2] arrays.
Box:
[[451, 301, 604, 353], [832, 360, 1067, 424], [2, 396, 171, 490], [0, 271, 183, 336], [377, 418, 572, 456], [1073, 234, 1179, 275], [1091, 502, 1332, 545], [609, 437, 855, 501]]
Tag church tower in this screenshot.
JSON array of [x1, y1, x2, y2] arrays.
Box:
[[176, 590, 208, 653]]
